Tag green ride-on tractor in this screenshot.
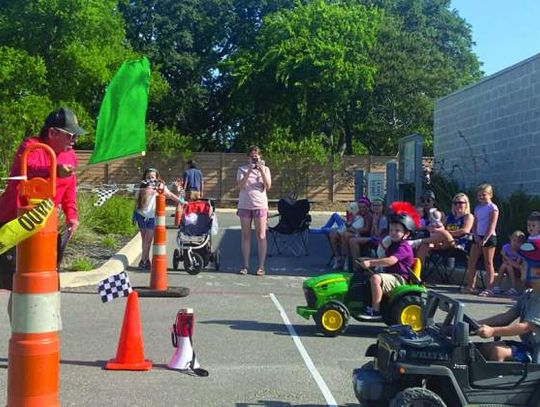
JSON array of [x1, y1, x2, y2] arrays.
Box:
[[296, 259, 426, 336]]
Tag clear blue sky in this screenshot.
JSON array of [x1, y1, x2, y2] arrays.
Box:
[[451, 0, 540, 76]]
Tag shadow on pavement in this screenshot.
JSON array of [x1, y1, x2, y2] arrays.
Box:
[[236, 401, 357, 407], [214, 229, 332, 278], [200, 319, 386, 338]]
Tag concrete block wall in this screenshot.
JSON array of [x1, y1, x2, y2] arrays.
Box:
[[434, 53, 540, 197]]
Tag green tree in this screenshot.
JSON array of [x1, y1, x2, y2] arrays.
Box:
[[0, 0, 134, 111], [0, 0, 139, 174], [353, 0, 482, 154], [120, 0, 295, 150], [0, 46, 52, 174], [223, 0, 382, 154]]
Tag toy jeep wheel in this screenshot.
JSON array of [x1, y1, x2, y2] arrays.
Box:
[[184, 251, 204, 275], [315, 301, 349, 337], [389, 387, 446, 407], [172, 249, 181, 270], [390, 295, 423, 331]]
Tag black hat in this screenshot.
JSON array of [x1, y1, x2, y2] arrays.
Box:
[[388, 213, 416, 234], [421, 190, 436, 201], [43, 107, 86, 135]]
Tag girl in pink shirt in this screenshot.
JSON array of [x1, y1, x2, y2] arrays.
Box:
[[236, 146, 272, 276]]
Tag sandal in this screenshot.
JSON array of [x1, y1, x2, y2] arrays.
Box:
[[256, 269, 265, 276], [239, 267, 248, 275], [459, 287, 478, 294], [478, 289, 494, 297]]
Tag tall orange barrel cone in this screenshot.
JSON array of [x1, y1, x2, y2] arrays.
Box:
[[8, 143, 60, 407], [106, 291, 152, 371], [150, 191, 168, 290]]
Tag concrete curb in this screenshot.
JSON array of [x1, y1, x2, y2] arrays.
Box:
[[60, 234, 142, 289]]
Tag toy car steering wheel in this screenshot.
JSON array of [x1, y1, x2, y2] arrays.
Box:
[[353, 258, 376, 276], [463, 314, 481, 335]]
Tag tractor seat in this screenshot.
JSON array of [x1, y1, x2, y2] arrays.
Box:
[[410, 258, 422, 283]]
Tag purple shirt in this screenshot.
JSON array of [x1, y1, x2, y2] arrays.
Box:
[[474, 202, 498, 236], [502, 243, 520, 263], [384, 240, 414, 279]]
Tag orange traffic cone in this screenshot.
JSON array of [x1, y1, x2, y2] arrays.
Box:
[[106, 291, 153, 371]]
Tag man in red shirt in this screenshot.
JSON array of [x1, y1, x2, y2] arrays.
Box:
[[0, 107, 86, 290]]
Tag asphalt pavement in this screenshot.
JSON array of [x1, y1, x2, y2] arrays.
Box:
[[0, 209, 517, 406]]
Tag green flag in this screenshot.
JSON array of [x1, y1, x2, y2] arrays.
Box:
[[89, 57, 151, 165]]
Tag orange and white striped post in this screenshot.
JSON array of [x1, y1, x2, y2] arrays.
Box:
[[8, 143, 60, 407], [150, 191, 168, 290]]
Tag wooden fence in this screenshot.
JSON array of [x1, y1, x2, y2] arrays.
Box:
[[77, 151, 396, 202]]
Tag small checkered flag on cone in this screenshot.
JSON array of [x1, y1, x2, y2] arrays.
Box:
[[97, 271, 133, 303], [94, 185, 119, 207]]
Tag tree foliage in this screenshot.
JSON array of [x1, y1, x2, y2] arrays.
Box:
[[0, 0, 482, 175], [222, 0, 382, 155]]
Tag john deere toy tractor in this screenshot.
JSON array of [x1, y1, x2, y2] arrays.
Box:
[[296, 259, 426, 336]]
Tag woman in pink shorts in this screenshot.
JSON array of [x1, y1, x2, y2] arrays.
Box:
[[237, 146, 272, 276]]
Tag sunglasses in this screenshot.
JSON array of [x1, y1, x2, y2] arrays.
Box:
[[54, 127, 77, 141], [453, 201, 467, 205], [421, 198, 432, 203]]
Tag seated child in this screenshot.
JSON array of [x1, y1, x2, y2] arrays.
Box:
[[356, 212, 416, 321], [492, 230, 526, 296], [408, 208, 454, 251], [350, 197, 387, 271], [477, 239, 540, 363], [328, 199, 372, 270], [527, 211, 540, 241]]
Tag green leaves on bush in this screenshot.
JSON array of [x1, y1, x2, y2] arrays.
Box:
[[76, 193, 138, 238]]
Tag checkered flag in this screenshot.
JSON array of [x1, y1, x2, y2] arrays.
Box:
[[97, 271, 133, 303], [94, 185, 119, 207]]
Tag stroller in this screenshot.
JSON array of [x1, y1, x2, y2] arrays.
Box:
[[172, 199, 220, 275]]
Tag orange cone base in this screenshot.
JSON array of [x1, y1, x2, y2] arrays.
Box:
[[105, 358, 153, 371]]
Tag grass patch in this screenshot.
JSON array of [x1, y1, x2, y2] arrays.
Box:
[[101, 234, 118, 249], [69, 257, 94, 271]]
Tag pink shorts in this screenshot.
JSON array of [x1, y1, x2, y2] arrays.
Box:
[[237, 208, 268, 219]]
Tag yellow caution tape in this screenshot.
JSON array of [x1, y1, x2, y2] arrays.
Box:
[[0, 199, 54, 255]]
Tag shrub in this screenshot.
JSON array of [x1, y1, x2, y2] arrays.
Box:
[[68, 256, 94, 271], [496, 190, 540, 243], [101, 234, 118, 249], [75, 193, 138, 237]]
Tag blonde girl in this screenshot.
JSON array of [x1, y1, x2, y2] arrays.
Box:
[[462, 184, 499, 295]]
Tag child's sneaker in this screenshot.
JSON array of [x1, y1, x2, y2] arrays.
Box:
[[359, 306, 382, 321], [331, 257, 343, 270], [505, 288, 519, 296]]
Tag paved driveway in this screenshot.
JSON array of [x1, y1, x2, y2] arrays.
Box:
[[0, 210, 516, 406]]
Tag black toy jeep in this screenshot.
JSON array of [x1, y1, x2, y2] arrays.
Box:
[[352, 291, 540, 406]]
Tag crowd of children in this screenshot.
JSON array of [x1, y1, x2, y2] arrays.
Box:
[[321, 183, 540, 363]]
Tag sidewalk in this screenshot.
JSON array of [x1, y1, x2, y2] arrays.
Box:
[[59, 234, 141, 289]]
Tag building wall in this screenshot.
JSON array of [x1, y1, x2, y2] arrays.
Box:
[[434, 53, 540, 197]]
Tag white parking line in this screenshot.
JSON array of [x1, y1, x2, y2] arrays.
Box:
[[269, 293, 338, 407]]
